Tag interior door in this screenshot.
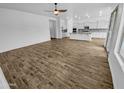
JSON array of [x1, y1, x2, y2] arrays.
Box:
[[49, 20, 56, 38]]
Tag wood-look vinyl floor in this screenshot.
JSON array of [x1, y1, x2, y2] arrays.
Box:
[[0, 38, 113, 89]]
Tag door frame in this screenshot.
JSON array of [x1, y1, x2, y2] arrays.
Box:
[[49, 19, 57, 39]]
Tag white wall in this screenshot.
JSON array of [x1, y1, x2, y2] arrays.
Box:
[[67, 18, 73, 36], [106, 4, 124, 88], [60, 19, 67, 30], [0, 8, 51, 53], [56, 17, 62, 39]]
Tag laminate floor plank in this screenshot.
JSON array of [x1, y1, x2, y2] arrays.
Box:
[[0, 38, 113, 89]]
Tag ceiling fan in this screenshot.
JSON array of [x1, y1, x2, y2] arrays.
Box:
[[45, 3, 67, 16]]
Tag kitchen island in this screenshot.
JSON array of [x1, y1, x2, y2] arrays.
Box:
[[70, 32, 92, 41]]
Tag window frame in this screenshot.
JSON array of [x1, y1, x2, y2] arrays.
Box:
[[105, 6, 118, 51], [114, 5, 124, 72]]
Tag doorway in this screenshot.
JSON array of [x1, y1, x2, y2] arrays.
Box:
[[49, 20, 56, 39]]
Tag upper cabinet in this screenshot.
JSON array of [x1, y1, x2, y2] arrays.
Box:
[[73, 19, 110, 29], [97, 20, 110, 29]]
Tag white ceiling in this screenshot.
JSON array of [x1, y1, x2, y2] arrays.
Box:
[[0, 3, 117, 20]]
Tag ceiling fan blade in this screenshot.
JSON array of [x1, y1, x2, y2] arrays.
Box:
[[44, 3, 67, 15], [58, 9, 67, 12]]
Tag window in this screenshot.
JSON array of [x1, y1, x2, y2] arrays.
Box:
[[106, 7, 117, 51], [114, 5, 124, 72]]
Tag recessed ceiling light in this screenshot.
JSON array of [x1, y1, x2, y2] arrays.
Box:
[[99, 11, 102, 16], [85, 14, 90, 18], [75, 15, 78, 18]]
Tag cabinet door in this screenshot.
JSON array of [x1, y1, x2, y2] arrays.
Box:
[[97, 20, 109, 28]]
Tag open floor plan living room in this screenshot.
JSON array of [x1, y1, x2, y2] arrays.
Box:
[[0, 3, 124, 89]]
